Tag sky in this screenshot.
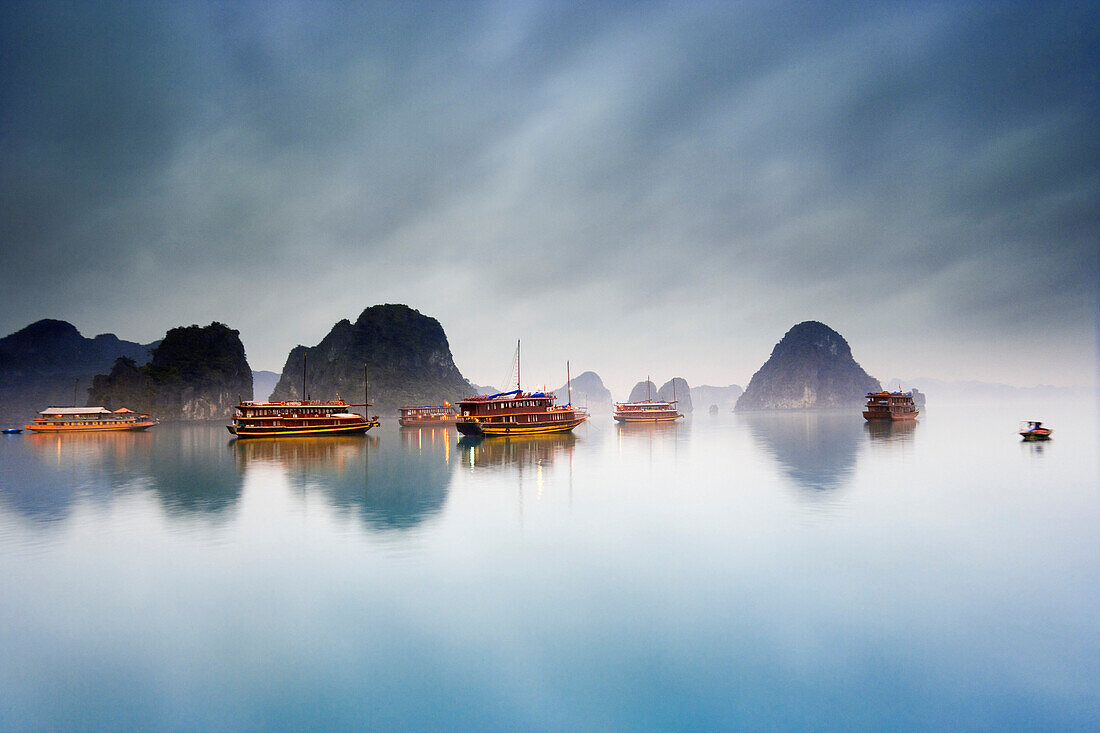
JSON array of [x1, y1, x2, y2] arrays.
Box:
[[1, 1, 1097, 398]]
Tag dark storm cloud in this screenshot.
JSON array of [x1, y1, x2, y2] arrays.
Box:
[[0, 1, 1096, 387]]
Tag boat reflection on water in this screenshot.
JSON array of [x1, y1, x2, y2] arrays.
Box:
[[233, 429, 454, 531], [4, 430, 155, 523], [741, 411, 864, 493], [864, 418, 918, 442], [457, 432, 576, 469], [147, 424, 241, 516], [231, 435, 377, 472]]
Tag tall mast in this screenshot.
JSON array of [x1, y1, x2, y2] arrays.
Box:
[[567, 360, 572, 407], [517, 339, 521, 391], [364, 364, 368, 417], [73, 378, 78, 407], [302, 351, 307, 401], [647, 375, 651, 401]]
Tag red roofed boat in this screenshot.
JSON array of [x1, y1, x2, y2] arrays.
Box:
[[862, 391, 919, 421]]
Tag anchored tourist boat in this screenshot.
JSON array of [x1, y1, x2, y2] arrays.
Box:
[[398, 403, 456, 427], [228, 399, 379, 437], [24, 406, 157, 433], [613, 400, 684, 423], [862, 391, 919, 421], [454, 341, 586, 437], [455, 390, 586, 436], [614, 375, 684, 423], [1019, 420, 1052, 441]]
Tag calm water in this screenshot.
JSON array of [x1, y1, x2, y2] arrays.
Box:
[[1, 399, 1097, 731]]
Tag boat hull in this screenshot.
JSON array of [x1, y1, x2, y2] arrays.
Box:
[[1020, 430, 1052, 441], [455, 416, 586, 437], [24, 422, 156, 433], [862, 411, 919, 421], [228, 421, 378, 438], [613, 413, 683, 423]]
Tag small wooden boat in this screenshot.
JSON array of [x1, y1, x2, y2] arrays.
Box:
[[2, 428, 23, 434], [1019, 421, 1052, 441]]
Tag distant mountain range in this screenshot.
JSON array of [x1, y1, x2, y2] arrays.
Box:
[[885, 378, 1086, 403], [692, 384, 743, 411]]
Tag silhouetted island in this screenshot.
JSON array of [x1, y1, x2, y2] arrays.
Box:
[[553, 371, 613, 412], [657, 377, 693, 411], [88, 322, 252, 420], [735, 321, 881, 410], [0, 319, 155, 423], [627, 380, 659, 403], [269, 304, 471, 413]]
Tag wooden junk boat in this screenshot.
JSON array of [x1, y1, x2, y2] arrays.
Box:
[[398, 403, 456, 427], [862, 391, 919, 421], [614, 376, 684, 423], [454, 341, 586, 437], [613, 400, 684, 423], [24, 406, 157, 433], [455, 390, 586, 436], [228, 399, 379, 437], [1019, 421, 1052, 441]]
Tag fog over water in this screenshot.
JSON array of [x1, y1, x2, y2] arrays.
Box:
[[1, 2, 1097, 393]]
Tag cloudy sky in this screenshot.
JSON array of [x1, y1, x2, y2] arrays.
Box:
[[2, 1, 1096, 396]]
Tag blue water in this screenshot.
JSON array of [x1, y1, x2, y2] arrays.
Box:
[[1, 399, 1097, 730]]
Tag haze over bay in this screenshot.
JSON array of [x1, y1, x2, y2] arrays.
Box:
[[1, 2, 1096, 394]]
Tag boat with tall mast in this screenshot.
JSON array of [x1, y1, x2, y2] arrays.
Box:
[[227, 359, 379, 437], [613, 376, 684, 423], [454, 341, 587, 437]]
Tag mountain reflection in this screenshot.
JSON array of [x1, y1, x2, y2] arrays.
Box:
[[234, 429, 454, 531], [0, 431, 155, 523], [457, 433, 576, 469], [741, 411, 864, 492], [148, 424, 241, 516]]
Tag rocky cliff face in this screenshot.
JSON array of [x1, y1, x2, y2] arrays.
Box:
[[627, 381, 659, 403], [657, 377, 693, 411], [269, 304, 471, 413], [0, 319, 154, 423], [88, 322, 252, 420], [735, 321, 881, 411], [553, 371, 613, 412]]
